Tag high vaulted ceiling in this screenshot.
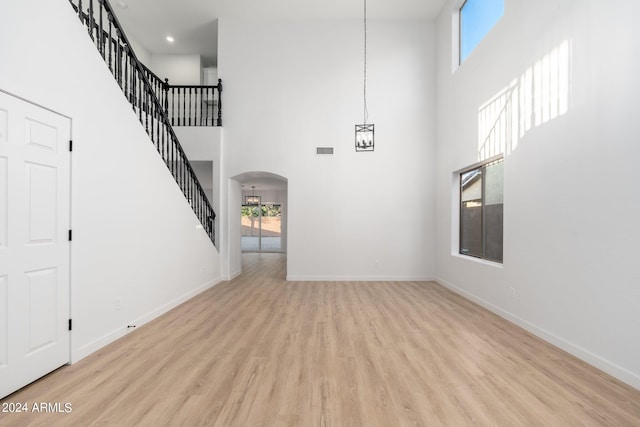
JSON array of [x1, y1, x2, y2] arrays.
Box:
[[112, 0, 447, 66]]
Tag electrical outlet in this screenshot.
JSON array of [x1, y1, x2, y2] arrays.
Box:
[[510, 287, 516, 299], [201, 266, 206, 277], [115, 298, 122, 310]]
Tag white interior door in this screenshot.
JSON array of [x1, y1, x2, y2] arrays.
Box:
[[0, 91, 71, 399]]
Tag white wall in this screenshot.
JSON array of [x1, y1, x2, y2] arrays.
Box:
[[227, 179, 243, 279], [127, 35, 152, 68], [150, 54, 202, 84], [1, 0, 222, 362], [435, 0, 640, 389], [218, 18, 437, 280]]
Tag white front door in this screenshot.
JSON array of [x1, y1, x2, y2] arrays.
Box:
[[0, 91, 71, 399]]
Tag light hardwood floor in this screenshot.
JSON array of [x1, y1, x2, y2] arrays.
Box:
[[1, 253, 639, 426]]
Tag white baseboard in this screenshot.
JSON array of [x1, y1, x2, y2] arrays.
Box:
[[228, 269, 242, 280], [286, 275, 435, 282], [72, 277, 222, 363], [435, 277, 640, 391]]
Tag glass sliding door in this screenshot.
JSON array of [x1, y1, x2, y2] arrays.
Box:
[[241, 205, 261, 252], [241, 203, 282, 252]]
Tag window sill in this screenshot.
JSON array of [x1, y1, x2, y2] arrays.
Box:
[[452, 253, 504, 269]]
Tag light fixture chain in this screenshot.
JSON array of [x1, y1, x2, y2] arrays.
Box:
[[363, 0, 368, 125]]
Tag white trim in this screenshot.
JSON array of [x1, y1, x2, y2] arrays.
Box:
[[71, 277, 222, 363], [286, 275, 435, 282], [436, 277, 640, 391], [450, 253, 503, 268], [451, 0, 465, 73], [227, 269, 242, 281], [454, 153, 504, 175]]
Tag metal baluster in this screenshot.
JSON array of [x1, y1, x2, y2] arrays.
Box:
[[163, 79, 169, 119], [170, 87, 175, 126], [182, 88, 186, 126], [200, 190, 204, 226], [116, 34, 122, 87], [203, 87, 208, 126], [98, 0, 104, 57], [131, 59, 136, 105], [78, 0, 84, 24], [188, 87, 192, 126], [150, 101, 154, 144], [117, 44, 122, 85], [187, 168, 191, 205], [132, 67, 137, 110], [161, 120, 166, 163], [156, 102, 160, 150], [145, 89, 149, 133], [124, 45, 129, 102], [217, 79, 222, 126], [88, 0, 94, 40], [195, 178, 199, 219], [155, 103, 158, 146], [193, 88, 197, 126], [209, 87, 213, 125], [198, 88, 202, 126], [179, 154, 183, 193], [138, 71, 143, 122], [170, 133, 174, 176], [107, 15, 113, 72]]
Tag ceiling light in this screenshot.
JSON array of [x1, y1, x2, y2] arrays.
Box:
[[116, 1, 128, 9], [244, 186, 261, 206], [355, 0, 375, 152], [166, 36, 175, 43]]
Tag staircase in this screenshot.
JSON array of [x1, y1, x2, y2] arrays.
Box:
[[69, 0, 218, 245]]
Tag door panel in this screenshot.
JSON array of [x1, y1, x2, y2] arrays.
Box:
[[0, 156, 6, 248], [26, 162, 57, 244], [0, 91, 70, 399], [26, 119, 58, 152], [0, 275, 7, 367], [26, 268, 58, 355]]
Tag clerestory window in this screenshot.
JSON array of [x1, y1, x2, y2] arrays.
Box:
[[459, 0, 505, 64]]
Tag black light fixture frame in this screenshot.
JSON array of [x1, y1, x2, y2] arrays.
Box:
[[245, 186, 261, 206], [245, 195, 261, 205], [355, 124, 374, 152]]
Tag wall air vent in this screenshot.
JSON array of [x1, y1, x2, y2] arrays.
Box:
[[316, 147, 334, 155]]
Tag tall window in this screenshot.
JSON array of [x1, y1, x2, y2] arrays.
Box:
[[460, 158, 503, 262], [459, 0, 504, 63]]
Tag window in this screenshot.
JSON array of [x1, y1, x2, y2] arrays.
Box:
[[460, 158, 503, 262], [459, 0, 504, 64]]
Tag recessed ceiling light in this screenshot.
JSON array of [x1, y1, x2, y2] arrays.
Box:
[[116, 1, 128, 8], [166, 36, 175, 43]]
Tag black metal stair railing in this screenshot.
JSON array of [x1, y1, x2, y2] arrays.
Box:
[[69, 0, 216, 245], [140, 64, 223, 127]]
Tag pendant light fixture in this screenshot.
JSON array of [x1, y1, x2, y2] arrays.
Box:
[[355, 0, 374, 152], [244, 186, 261, 206]]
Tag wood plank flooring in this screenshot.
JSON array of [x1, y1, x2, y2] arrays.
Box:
[[1, 253, 639, 426]]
